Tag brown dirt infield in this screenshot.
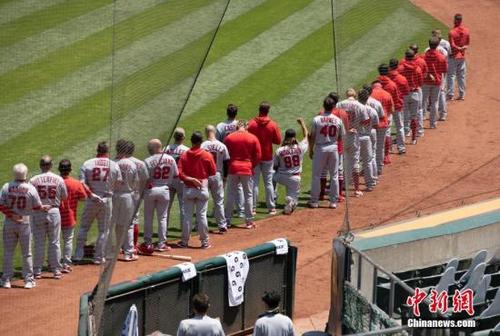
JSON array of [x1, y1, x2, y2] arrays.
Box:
[[1, 1, 500, 335]]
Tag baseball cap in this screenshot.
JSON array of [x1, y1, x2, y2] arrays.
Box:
[[58, 159, 72, 173], [285, 128, 296, 139]]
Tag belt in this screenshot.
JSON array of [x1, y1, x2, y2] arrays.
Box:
[[279, 172, 301, 176]]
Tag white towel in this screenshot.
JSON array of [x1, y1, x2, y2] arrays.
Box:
[[121, 304, 139, 336], [269, 238, 288, 255], [175, 262, 197, 282], [221, 251, 249, 307]]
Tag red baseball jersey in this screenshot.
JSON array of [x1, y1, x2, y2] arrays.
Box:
[[449, 23, 470, 59], [60, 176, 90, 228]]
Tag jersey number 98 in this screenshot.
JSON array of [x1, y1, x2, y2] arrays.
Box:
[[284, 155, 300, 168]]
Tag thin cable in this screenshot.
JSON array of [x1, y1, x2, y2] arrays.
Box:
[[330, 0, 341, 92]]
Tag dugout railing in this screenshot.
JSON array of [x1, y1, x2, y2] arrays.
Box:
[[78, 240, 298, 336]]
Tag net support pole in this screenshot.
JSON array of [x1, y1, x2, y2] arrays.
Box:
[[327, 238, 346, 335]]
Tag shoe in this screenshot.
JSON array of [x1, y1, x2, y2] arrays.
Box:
[[123, 254, 139, 262], [24, 280, 36, 289], [354, 190, 363, 198], [201, 242, 212, 249], [1, 279, 11, 289], [446, 95, 454, 101], [176, 241, 188, 248], [383, 156, 391, 164], [366, 186, 375, 192], [93, 258, 104, 265], [417, 132, 424, 138], [429, 124, 437, 129], [218, 227, 228, 234], [405, 131, 411, 137], [458, 96, 465, 101], [439, 117, 446, 121], [308, 202, 319, 209], [237, 212, 245, 219], [251, 209, 257, 216], [34, 272, 42, 280], [268, 208, 277, 215], [54, 271, 62, 280], [412, 139, 418, 145], [329, 202, 337, 209], [245, 222, 256, 229], [398, 149, 406, 155], [283, 197, 294, 215], [337, 195, 345, 203], [155, 243, 171, 252], [62, 265, 72, 274]]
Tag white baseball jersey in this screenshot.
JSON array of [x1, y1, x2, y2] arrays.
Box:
[[201, 139, 230, 174], [0, 181, 42, 222], [114, 158, 138, 193], [367, 96, 385, 120], [216, 119, 238, 141], [337, 97, 369, 132], [79, 157, 122, 197], [360, 105, 379, 137], [144, 153, 178, 188], [129, 156, 149, 192], [274, 139, 308, 175], [164, 143, 189, 163], [30, 172, 67, 207], [311, 113, 343, 145]]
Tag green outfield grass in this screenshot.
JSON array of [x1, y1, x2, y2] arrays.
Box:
[[0, 0, 446, 273]]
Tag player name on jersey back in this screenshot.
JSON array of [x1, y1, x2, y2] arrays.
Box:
[[30, 172, 67, 207], [115, 158, 138, 193], [80, 158, 121, 197], [201, 140, 229, 174], [312, 114, 342, 145], [145, 154, 178, 188]]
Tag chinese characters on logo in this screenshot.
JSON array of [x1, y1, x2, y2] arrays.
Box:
[[406, 288, 474, 317]]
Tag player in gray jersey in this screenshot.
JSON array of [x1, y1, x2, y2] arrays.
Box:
[[144, 139, 178, 251], [431, 29, 451, 120], [163, 128, 189, 233], [274, 118, 308, 214], [1, 163, 49, 289], [253, 291, 295, 336], [201, 125, 230, 232], [127, 141, 149, 253], [216, 104, 245, 217], [177, 294, 225, 336], [30, 156, 68, 279], [358, 90, 379, 191], [364, 86, 383, 180], [112, 140, 139, 261], [337, 89, 370, 197], [75, 142, 122, 265], [309, 96, 343, 208]]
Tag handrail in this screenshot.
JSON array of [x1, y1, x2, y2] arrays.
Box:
[[343, 325, 410, 336]]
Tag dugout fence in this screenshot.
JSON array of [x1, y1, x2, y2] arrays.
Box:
[[79, 240, 297, 336]]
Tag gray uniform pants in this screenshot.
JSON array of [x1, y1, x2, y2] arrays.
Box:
[[404, 92, 420, 138], [208, 172, 226, 229], [2, 220, 33, 281], [112, 192, 135, 256], [375, 128, 387, 174], [61, 227, 74, 266], [311, 144, 339, 203], [447, 58, 466, 98], [144, 186, 169, 245], [439, 73, 447, 118], [417, 87, 424, 136], [225, 174, 253, 224], [393, 110, 406, 152], [182, 186, 209, 245], [275, 173, 301, 202], [370, 129, 378, 178], [359, 136, 376, 188], [344, 133, 360, 187], [32, 208, 62, 274], [252, 160, 276, 210], [167, 179, 185, 230], [422, 85, 441, 127], [76, 197, 112, 262]]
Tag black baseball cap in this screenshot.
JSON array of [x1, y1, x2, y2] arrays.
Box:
[[285, 128, 296, 139]]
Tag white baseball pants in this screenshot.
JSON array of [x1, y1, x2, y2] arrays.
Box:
[[181, 186, 210, 245], [143, 186, 170, 245], [225, 174, 253, 224], [208, 172, 227, 229], [32, 208, 62, 274], [252, 160, 276, 210], [2, 220, 33, 281], [310, 144, 339, 203]]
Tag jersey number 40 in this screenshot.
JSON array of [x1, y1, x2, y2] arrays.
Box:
[[320, 125, 338, 137]]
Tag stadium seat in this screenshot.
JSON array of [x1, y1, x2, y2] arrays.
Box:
[[474, 275, 492, 305], [434, 266, 457, 293], [462, 263, 487, 292], [480, 287, 500, 318], [459, 250, 488, 284]]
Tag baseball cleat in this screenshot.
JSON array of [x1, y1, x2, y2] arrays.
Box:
[[1, 279, 11, 289], [54, 271, 62, 280], [457, 96, 465, 101], [218, 227, 228, 234], [354, 190, 364, 198], [155, 243, 171, 252], [429, 124, 437, 129], [268, 208, 277, 215], [329, 202, 337, 209], [24, 280, 36, 289], [201, 242, 212, 249], [176, 241, 188, 248], [251, 209, 257, 216], [62, 265, 72, 273], [34, 272, 42, 280], [283, 197, 294, 215], [398, 149, 406, 155], [237, 212, 245, 219], [412, 139, 418, 145], [123, 254, 139, 262], [446, 95, 454, 101], [93, 258, 104, 265], [245, 222, 256, 229], [307, 202, 319, 209]]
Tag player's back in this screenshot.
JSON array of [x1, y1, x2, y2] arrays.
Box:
[[115, 158, 138, 193], [1, 180, 41, 220], [163, 143, 189, 163], [216, 119, 238, 141], [337, 98, 367, 131], [144, 153, 177, 188], [201, 139, 229, 174], [80, 157, 121, 197], [275, 139, 308, 175], [30, 171, 67, 207], [129, 156, 149, 192], [360, 106, 378, 136], [312, 113, 342, 146]]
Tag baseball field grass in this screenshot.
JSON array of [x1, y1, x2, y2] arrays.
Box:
[[0, 0, 446, 271]]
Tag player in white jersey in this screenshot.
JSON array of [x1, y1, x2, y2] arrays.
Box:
[[30, 156, 68, 279], [274, 118, 308, 214], [126, 141, 149, 253], [143, 139, 178, 251], [216, 104, 245, 218], [75, 142, 122, 265], [113, 140, 139, 261], [201, 125, 230, 233], [164, 128, 189, 232], [357, 89, 379, 191], [309, 96, 343, 208], [432, 29, 451, 121], [363, 85, 383, 180], [1, 163, 49, 289], [337, 89, 370, 197]]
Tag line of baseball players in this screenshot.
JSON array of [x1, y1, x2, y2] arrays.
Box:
[[0, 14, 469, 289]]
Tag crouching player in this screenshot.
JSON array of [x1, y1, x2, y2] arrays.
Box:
[[274, 118, 309, 215]]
